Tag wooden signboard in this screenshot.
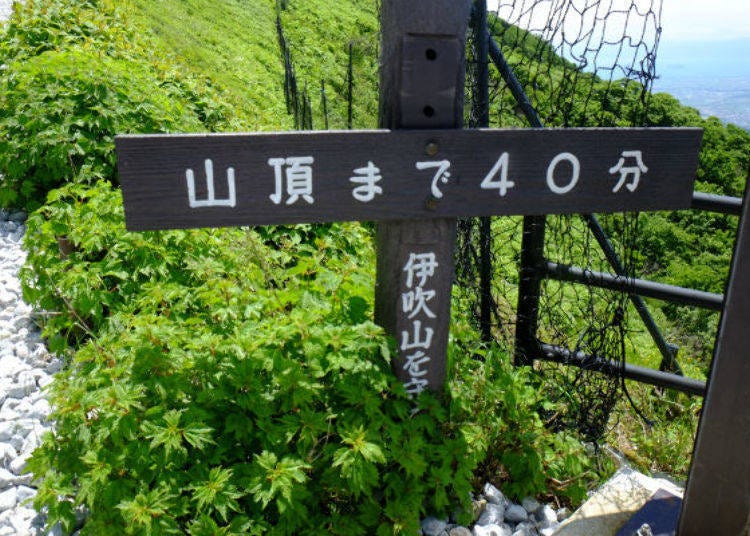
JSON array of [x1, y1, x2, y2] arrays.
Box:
[[117, 128, 702, 231], [116, 0, 701, 398]]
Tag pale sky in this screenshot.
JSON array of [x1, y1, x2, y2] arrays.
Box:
[[485, 0, 749, 77], [486, 0, 750, 42], [661, 0, 749, 42]]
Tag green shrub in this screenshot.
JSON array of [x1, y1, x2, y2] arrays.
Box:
[[24, 181, 591, 534], [21, 180, 244, 349], [0, 0, 119, 62], [0, 47, 210, 210], [0, 0, 232, 210], [30, 317, 589, 534]]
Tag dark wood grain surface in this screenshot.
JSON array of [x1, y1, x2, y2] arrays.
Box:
[[117, 127, 702, 231], [372, 0, 472, 393]]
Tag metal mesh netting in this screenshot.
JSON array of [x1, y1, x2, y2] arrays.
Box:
[[458, 0, 662, 442], [537, 214, 641, 441], [487, 0, 661, 127]]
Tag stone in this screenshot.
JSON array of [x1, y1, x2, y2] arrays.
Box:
[[9, 434, 24, 452], [539, 524, 559, 536], [24, 391, 42, 406], [30, 512, 47, 529], [0, 489, 16, 513], [13, 343, 29, 361], [473, 524, 513, 536], [10, 399, 32, 419], [511, 522, 536, 536], [521, 496, 541, 514], [16, 486, 36, 504], [11, 327, 29, 343], [0, 424, 13, 443], [13, 303, 31, 317], [536, 505, 557, 526], [38, 371, 55, 389], [0, 405, 17, 422], [12, 419, 36, 439], [8, 507, 37, 534], [22, 430, 43, 458], [0, 398, 15, 413], [45, 360, 63, 375], [635, 523, 654, 536], [0, 355, 29, 380], [504, 504, 528, 524], [0, 469, 16, 490], [46, 523, 65, 536], [472, 498, 488, 522], [9, 211, 27, 223], [9, 453, 28, 475], [421, 516, 448, 536], [0, 292, 13, 308], [449, 528, 472, 536], [10, 472, 32, 487], [14, 505, 36, 521], [17, 370, 38, 395], [555, 507, 570, 522], [476, 502, 505, 526], [6, 381, 34, 400], [30, 399, 51, 420], [0, 443, 15, 464], [482, 483, 507, 506], [75, 504, 90, 528]]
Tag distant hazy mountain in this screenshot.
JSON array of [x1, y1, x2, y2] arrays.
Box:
[[654, 38, 750, 130]]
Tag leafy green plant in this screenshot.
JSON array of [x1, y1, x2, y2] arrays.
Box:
[[0, 0, 118, 62], [21, 180, 248, 350], [22, 178, 589, 534], [0, 47, 208, 209], [0, 0, 232, 210], [30, 309, 590, 533]]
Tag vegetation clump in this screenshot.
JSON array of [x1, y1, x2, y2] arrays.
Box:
[[0, 0, 227, 210]]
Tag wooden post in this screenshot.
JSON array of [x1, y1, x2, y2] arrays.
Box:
[[375, 0, 472, 394], [678, 182, 750, 535]]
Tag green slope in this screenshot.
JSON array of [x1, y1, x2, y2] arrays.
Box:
[[124, 0, 379, 131]]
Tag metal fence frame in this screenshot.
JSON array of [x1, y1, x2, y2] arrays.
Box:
[[483, 30, 744, 396]]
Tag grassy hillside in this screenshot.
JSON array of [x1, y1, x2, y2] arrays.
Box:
[[124, 0, 379, 131], [124, 0, 288, 129]]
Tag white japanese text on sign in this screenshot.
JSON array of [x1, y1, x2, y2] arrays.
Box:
[[183, 150, 650, 209], [400, 251, 439, 396]]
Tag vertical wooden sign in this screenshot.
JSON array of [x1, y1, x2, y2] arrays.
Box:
[[374, 0, 472, 395]]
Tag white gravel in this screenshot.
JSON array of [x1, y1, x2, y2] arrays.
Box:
[[0, 211, 62, 535]]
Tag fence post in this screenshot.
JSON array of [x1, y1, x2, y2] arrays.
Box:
[[678, 181, 750, 534], [514, 215, 546, 365], [469, 0, 494, 343]]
